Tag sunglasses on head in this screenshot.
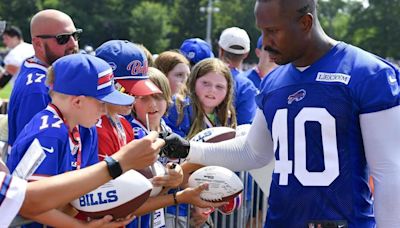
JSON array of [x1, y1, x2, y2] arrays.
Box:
[[36, 29, 83, 45]]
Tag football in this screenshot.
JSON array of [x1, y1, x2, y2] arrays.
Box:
[[188, 166, 243, 202], [71, 169, 152, 219], [138, 160, 166, 197], [190, 126, 236, 143]]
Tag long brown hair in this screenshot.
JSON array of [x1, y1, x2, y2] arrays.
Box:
[[176, 58, 237, 139]]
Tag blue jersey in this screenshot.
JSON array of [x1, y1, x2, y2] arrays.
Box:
[[240, 67, 264, 89], [7, 106, 99, 177], [8, 57, 51, 146], [164, 96, 193, 138], [256, 42, 400, 227], [231, 68, 257, 124]]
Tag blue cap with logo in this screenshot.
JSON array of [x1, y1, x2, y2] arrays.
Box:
[[180, 38, 214, 65], [95, 40, 162, 96], [257, 35, 263, 49], [52, 54, 134, 106]]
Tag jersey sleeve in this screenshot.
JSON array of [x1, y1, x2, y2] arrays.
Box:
[[353, 65, 400, 114], [0, 172, 27, 227]]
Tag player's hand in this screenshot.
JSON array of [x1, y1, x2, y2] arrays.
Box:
[[115, 131, 164, 171], [152, 163, 183, 188], [176, 183, 227, 208], [85, 214, 135, 228], [159, 132, 190, 158]]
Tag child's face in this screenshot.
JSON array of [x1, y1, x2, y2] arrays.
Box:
[[195, 71, 228, 114], [167, 63, 190, 94], [78, 96, 106, 128], [133, 94, 167, 128]]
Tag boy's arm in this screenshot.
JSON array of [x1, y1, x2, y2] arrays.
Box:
[[19, 132, 164, 217], [27, 209, 133, 228]]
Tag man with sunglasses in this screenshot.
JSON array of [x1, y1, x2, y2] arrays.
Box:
[[8, 9, 81, 149]]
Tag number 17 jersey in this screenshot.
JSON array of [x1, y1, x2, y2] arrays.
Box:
[[256, 42, 400, 227]]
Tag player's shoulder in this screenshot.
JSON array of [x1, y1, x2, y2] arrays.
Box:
[[338, 42, 397, 78]]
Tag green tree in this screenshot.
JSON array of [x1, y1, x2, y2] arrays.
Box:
[[0, 0, 42, 41], [214, 0, 258, 62], [346, 0, 400, 58], [129, 2, 172, 54], [169, 0, 207, 49]]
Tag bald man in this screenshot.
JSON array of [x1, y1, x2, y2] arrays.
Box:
[[161, 0, 400, 227], [8, 9, 80, 147]]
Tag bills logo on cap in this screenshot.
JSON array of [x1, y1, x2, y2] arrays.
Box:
[[97, 68, 113, 90], [127, 60, 148, 76]]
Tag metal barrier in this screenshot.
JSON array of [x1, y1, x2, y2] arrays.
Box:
[[10, 171, 268, 228]]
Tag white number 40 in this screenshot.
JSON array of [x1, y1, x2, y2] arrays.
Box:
[[272, 107, 339, 186]]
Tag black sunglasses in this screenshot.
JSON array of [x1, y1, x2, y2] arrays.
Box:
[[36, 29, 83, 45]]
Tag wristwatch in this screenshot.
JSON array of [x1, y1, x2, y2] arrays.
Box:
[[104, 156, 123, 179]]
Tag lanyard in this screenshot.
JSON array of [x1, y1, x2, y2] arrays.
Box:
[[48, 104, 82, 170], [108, 115, 127, 147], [204, 113, 218, 128]]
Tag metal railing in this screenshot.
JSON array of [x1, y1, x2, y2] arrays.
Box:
[[10, 171, 268, 228]]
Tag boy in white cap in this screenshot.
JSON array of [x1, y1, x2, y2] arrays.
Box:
[[218, 27, 258, 125]]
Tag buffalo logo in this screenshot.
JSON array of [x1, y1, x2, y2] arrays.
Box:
[[127, 60, 148, 76], [187, 51, 196, 59], [288, 89, 306, 104]]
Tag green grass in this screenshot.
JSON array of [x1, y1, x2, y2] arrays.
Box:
[[0, 83, 12, 100]]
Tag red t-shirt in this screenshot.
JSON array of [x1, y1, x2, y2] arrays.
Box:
[[96, 115, 134, 161]]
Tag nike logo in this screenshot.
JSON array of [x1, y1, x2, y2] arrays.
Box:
[[42, 146, 54, 153], [338, 225, 345, 228], [388, 75, 397, 83]]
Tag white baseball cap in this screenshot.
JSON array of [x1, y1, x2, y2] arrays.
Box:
[[218, 27, 250, 55]]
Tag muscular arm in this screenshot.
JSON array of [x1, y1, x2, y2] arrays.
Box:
[[187, 108, 274, 171], [360, 105, 400, 227]]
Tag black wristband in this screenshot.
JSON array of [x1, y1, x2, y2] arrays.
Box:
[[172, 191, 178, 205], [104, 156, 123, 179]]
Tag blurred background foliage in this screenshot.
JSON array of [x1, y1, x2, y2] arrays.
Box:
[[1, 0, 399, 63]]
